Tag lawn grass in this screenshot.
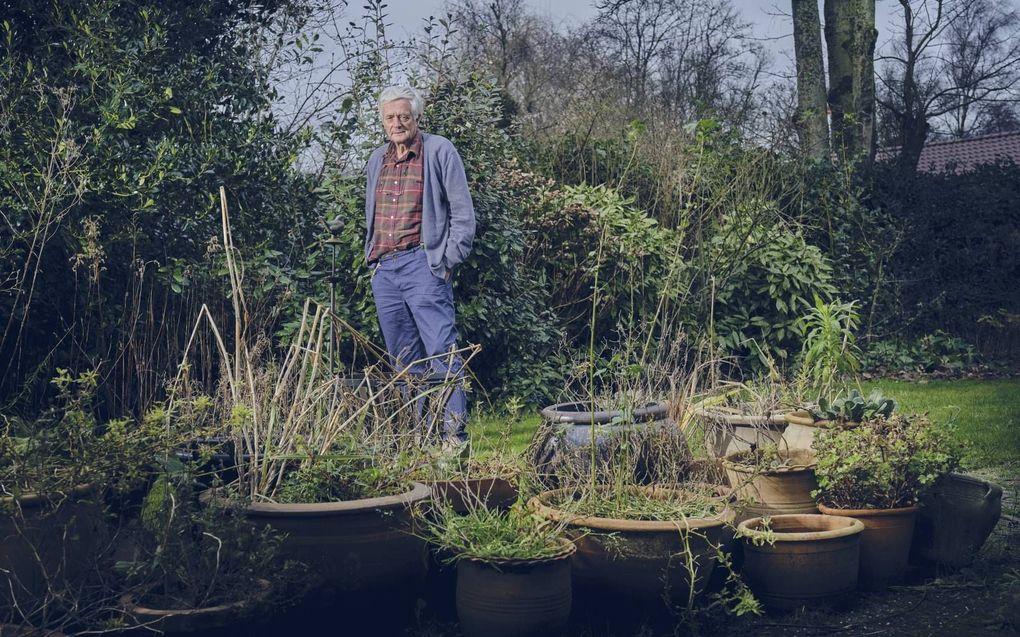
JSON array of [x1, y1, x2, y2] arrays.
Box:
[[471, 378, 1020, 469], [862, 378, 1020, 469]]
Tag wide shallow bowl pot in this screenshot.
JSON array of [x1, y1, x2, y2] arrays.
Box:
[[244, 482, 431, 593], [431, 476, 518, 513], [737, 514, 863, 610], [119, 580, 268, 635], [529, 487, 734, 609], [818, 502, 919, 589], [455, 539, 575, 637]]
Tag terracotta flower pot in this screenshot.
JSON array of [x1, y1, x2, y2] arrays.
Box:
[[529, 487, 734, 609], [818, 502, 919, 589], [455, 539, 575, 637], [913, 473, 1002, 568], [722, 449, 819, 523], [243, 482, 431, 593], [119, 580, 268, 635], [697, 409, 788, 458], [737, 514, 864, 610]]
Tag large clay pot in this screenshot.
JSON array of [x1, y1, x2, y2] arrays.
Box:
[[913, 473, 1002, 568], [818, 502, 919, 589], [529, 487, 735, 610], [455, 539, 575, 637], [722, 449, 818, 523], [696, 409, 787, 458], [531, 401, 689, 486], [118, 580, 268, 635], [0, 485, 101, 613], [243, 482, 431, 593], [737, 514, 864, 610], [431, 476, 518, 513]]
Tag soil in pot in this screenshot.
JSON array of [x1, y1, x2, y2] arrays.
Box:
[[529, 486, 734, 612], [818, 502, 919, 589], [456, 539, 575, 637], [722, 448, 819, 523], [913, 473, 1003, 569], [737, 514, 864, 610]]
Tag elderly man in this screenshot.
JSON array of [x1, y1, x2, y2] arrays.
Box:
[[364, 85, 476, 447]]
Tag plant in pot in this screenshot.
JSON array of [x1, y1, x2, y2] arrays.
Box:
[[783, 388, 896, 449], [1, 369, 171, 631], [721, 444, 819, 523], [115, 464, 291, 635], [695, 378, 792, 459], [421, 500, 574, 637], [813, 413, 961, 588]]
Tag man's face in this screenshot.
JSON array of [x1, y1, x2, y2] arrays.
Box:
[[382, 99, 418, 147]]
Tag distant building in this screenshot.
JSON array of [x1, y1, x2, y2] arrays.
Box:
[[877, 130, 1020, 173]]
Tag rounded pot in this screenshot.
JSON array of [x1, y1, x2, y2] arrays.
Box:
[[243, 482, 431, 594], [531, 401, 689, 486], [1, 485, 101, 611], [722, 449, 818, 522], [913, 473, 1002, 568], [818, 502, 919, 589], [529, 487, 735, 609], [119, 580, 268, 635], [455, 539, 575, 637], [697, 408, 788, 458], [431, 476, 518, 513], [737, 514, 863, 610]]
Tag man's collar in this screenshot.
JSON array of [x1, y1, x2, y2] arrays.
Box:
[[385, 131, 423, 160]]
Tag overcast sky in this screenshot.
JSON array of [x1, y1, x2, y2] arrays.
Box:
[[374, 0, 906, 73]]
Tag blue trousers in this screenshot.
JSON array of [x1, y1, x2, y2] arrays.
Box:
[[370, 246, 467, 441]]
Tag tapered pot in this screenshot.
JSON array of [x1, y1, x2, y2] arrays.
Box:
[[529, 487, 735, 609], [737, 514, 864, 610], [697, 409, 788, 458], [818, 502, 919, 589], [455, 540, 575, 637], [722, 449, 818, 523], [243, 482, 431, 593], [913, 473, 1002, 568]]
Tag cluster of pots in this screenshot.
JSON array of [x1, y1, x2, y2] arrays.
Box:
[[704, 411, 1004, 610]]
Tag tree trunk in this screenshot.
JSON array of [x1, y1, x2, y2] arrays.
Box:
[[825, 0, 877, 161], [792, 0, 830, 160]]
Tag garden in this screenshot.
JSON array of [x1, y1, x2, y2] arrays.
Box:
[[2, 0, 1019, 636]]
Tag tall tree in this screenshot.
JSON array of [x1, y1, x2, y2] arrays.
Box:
[[792, 0, 830, 159], [825, 0, 878, 160]]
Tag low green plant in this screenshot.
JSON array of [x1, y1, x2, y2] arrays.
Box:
[[813, 414, 961, 509], [424, 501, 569, 563], [811, 388, 896, 423], [554, 484, 725, 522], [118, 466, 291, 611]]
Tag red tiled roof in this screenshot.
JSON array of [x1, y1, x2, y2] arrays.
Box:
[[878, 130, 1020, 173]]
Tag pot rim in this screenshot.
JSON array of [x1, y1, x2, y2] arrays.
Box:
[[737, 513, 864, 542], [540, 400, 668, 425], [721, 448, 817, 473], [0, 483, 95, 509], [457, 536, 576, 568], [243, 481, 431, 517], [529, 486, 734, 531], [817, 502, 921, 517], [119, 579, 269, 618]]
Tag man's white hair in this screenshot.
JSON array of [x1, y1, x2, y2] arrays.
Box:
[[378, 85, 424, 120]]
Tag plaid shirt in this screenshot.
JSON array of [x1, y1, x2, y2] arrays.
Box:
[[368, 132, 424, 263]]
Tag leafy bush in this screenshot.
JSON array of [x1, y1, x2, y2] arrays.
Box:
[[813, 414, 961, 509], [861, 331, 980, 376]]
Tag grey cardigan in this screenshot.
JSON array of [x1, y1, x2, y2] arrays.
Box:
[[364, 132, 476, 280]]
